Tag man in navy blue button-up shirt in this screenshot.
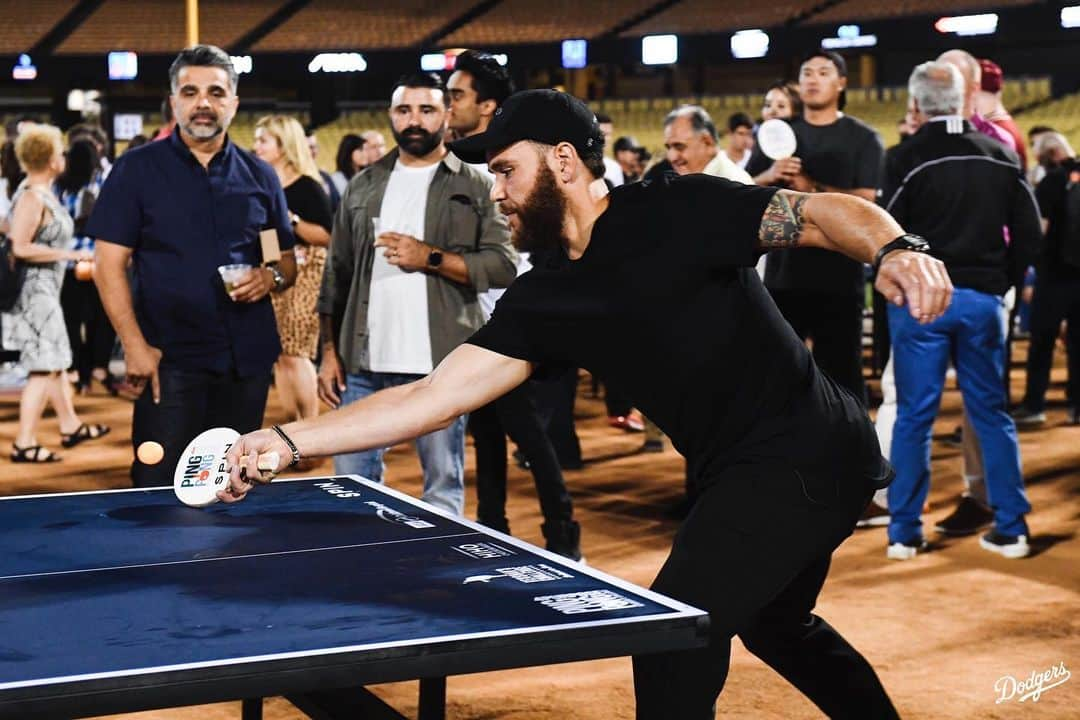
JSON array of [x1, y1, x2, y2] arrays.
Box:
[[88, 45, 297, 487]]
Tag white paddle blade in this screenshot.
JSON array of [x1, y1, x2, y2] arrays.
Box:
[[758, 118, 797, 160], [173, 427, 240, 507]]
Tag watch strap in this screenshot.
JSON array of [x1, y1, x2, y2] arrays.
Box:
[[872, 234, 930, 272]]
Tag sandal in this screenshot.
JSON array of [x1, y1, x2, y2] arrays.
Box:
[[60, 423, 112, 449], [11, 444, 61, 463]]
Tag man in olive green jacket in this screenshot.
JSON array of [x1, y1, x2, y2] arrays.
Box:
[[316, 73, 515, 515]]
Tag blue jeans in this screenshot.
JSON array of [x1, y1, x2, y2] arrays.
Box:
[[887, 289, 1030, 543], [333, 369, 466, 515]]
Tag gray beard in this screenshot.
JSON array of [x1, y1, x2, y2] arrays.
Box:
[[182, 122, 225, 140]]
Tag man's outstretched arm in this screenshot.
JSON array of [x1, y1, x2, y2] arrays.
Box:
[[221, 344, 532, 501], [757, 189, 953, 323]]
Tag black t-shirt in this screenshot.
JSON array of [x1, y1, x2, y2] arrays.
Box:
[[642, 159, 675, 184], [284, 175, 334, 236], [467, 175, 886, 489], [764, 115, 884, 298], [1035, 159, 1080, 281]]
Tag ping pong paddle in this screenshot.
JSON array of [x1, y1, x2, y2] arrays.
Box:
[[173, 427, 279, 507], [757, 118, 797, 160]]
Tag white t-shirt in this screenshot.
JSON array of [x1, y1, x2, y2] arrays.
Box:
[[733, 148, 752, 169], [367, 160, 440, 374], [603, 157, 624, 187], [479, 252, 530, 321], [463, 160, 517, 320]]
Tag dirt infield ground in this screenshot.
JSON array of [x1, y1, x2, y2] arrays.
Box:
[[3, 355, 1077, 719]]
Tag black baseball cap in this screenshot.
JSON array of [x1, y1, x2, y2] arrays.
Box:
[[448, 89, 604, 164]]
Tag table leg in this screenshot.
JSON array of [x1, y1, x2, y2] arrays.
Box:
[[418, 677, 446, 720], [241, 697, 263, 720]]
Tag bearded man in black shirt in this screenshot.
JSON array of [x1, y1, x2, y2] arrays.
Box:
[[224, 90, 951, 718]]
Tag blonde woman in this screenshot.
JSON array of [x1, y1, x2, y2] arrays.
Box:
[[252, 115, 332, 428], [2, 124, 108, 462]]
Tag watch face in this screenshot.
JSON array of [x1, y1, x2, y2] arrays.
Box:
[[428, 251, 443, 267]]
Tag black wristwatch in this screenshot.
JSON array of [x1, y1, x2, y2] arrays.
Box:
[[267, 263, 286, 292], [872, 234, 930, 272], [426, 247, 444, 269]]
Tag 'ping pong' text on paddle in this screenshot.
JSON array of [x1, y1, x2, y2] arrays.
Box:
[[179, 445, 229, 487]]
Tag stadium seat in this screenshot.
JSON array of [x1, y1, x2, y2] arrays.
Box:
[[443, 0, 657, 45]]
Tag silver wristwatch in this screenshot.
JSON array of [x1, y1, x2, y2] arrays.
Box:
[[267, 263, 286, 292]]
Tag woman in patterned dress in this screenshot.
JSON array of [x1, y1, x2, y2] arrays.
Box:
[[252, 115, 332, 426], [2, 124, 109, 462]]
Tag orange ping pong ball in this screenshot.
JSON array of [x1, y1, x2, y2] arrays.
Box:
[[75, 260, 94, 281], [137, 441, 165, 465]]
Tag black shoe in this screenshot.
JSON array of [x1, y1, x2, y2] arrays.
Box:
[[512, 448, 530, 470], [938, 425, 963, 448], [979, 530, 1030, 559], [542, 520, 583, 561], [1010, 406, 1046, 428], [934, 496, 994, 536], [856, 501, 890, 528]]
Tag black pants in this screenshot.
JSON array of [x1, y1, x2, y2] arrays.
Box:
[[131, 366, 272, 487], [771, 290, 866, 404], [1022, 276, 1080, 411], [633, 460, 898, 719], [60, 268, 116, 387], [532, 367, 583, 468], [470, 381, 574, 533]]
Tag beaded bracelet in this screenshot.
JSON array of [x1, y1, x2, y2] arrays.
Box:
[[271, 425, 301, 467]]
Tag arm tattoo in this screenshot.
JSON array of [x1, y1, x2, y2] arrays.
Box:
[[758, 192, 807, 249]]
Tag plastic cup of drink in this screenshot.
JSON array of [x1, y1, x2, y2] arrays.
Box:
[[217, 263, 253, 296]]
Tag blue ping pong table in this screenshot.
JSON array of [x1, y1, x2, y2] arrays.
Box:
[[0, 476, 708, 719]]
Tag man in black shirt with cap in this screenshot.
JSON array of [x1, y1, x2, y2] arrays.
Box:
[[224, 90, 952, 718]]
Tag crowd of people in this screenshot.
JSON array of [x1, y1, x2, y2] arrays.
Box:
[[2, 37, 1074, 720], [594, 49, 1076, 560], [1, 44, 1076, 566]]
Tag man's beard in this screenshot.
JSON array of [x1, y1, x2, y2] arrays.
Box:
[[181, 112, 225, 140], [503, 163, 568, 254], [393, 125, 443, 158]]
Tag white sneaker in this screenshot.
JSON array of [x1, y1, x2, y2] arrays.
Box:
[[979, 532, 1030, 559], [886, 540, 928, 560]]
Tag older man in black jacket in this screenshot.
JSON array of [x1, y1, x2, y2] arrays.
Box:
[[879, 60, 1041, 560]]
